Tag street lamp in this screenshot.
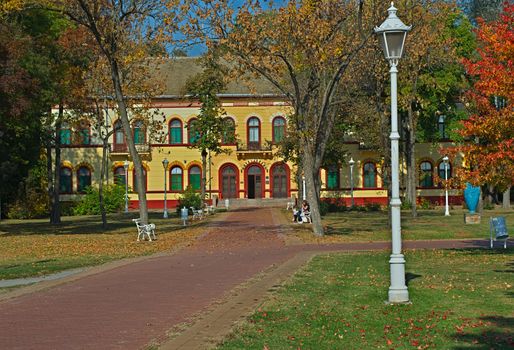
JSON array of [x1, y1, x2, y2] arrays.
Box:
[[162, 158, 169, 218], [443, 156, 450, 216], [349, 157, 355, 208], [302, 175, 306, 201], [123, 160, 129, 213], [375, 2, 411, 304]]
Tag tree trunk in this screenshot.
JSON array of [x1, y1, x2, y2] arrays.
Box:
[[295, 166, 302, 206], [201, 149, 207, 202], [109, 58, 149, 224], [50, 104, 63, 224], [46, 143, 53, 220], [484, 184, 495, 205], [503, 186, 511, 209], [303, 149, 323, 236], [99, 138, 108, 229], [405, 108, 417, 218]]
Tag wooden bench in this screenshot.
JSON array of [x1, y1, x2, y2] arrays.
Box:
[[132, 218, 156, 242]]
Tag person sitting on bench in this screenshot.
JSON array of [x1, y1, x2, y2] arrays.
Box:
[[292, 206, 301, 222]]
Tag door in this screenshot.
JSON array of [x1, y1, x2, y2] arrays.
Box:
[[221, 166, 237, 199], [272, 164, 288, 198], [247, 165, 262, 199]]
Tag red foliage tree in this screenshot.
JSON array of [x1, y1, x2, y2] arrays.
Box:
[[452, 2, 514, 191]]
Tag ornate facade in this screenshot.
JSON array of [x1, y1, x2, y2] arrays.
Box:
[[56, 58, 462, 208]]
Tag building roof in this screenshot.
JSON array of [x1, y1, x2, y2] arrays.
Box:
[[154, 57, 282, 98]]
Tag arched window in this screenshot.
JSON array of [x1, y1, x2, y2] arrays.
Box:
[[247, 117, 260, 149], [60, 122, 71, 145], [133, 167, 147, 192], [222, 118, 235, 144], [419, 161, 433, 188], [438, 161, 452, 180], [326, 166, 339, 190], [77, 167, 91, 193], [169, 119, 183, 144], [114, 166, 126, 186], [272, 117, 286, 143], [188, 119, 200, 144], [78, 121, 90, 145], [60, 167, 72, 193], [113, 120, 126, 152], [188, 166, 201, 191], [133, 120, 146, 144], [170, 166, 183, 191], [363, 162, 377, 188]]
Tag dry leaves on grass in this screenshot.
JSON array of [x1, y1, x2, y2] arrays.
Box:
[[0, 226, 206, 263]]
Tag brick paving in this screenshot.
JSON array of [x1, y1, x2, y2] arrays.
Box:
[[0, 207, 507, 350]]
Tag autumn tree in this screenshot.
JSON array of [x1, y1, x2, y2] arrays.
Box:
[[75, 54, 165, 228], [391, 2, 468, 217], [184, 0, 378, 235], [48, 0, 180, 224], [185, 56, 235, 201], [0, 11, 41, 218], [451, 3, 514, 206]]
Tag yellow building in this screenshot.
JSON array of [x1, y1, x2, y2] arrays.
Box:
[[58, 58, 462, 209]]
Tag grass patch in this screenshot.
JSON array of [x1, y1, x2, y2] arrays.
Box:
[[218, 249, 514, 349], [0, 211, 212, 280], [286, 208, 514, 243]]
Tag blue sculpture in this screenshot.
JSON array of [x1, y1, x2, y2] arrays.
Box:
[[463, 183, 480, 214]]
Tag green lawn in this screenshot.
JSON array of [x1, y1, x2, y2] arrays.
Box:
[[287, 208, 514, 243], [0, 211, 213, 280], [218, 249, 514, 349]]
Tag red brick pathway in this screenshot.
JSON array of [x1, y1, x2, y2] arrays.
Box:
[[0, 208, 503, 349]]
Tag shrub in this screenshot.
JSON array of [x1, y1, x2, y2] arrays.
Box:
[[418, 197, 433, 210], [401, 200, 412, 210], [483, 202, 495, 210], [319, 201, 329, 216], [364, 202, 381, 211], [177, 185, 202, 213], [73, 184, 126, 215], [7, 160, 49, 219]]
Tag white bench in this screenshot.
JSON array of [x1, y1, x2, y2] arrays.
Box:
[[132, 218, 156, 242], [204, 205, 215, 215], [191, 207, 204, 220]]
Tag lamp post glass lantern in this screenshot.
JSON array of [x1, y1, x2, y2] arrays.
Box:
[[349, 158, 355, 207], [375, 2, 411, 304], [162, 158, 169, 218], [443, 156, 450, 216], [123, 160, 129, 213]]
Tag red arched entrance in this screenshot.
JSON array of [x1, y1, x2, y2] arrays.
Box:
[[270, 162, 290, 198], [244, 164, 265, 199], [219, 163, 239, 199]]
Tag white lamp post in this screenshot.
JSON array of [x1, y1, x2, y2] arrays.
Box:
[[349, 157, 355, 208], [123, 160, 129, 213], [302, 175, 306, 201], [375, 2, 411, 304], [443, 156, 450, 216], [162, 158, 169, 218]]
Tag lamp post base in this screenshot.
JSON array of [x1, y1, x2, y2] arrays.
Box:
[[388, 253, 410, 304], [163, 210, 168, 219]]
